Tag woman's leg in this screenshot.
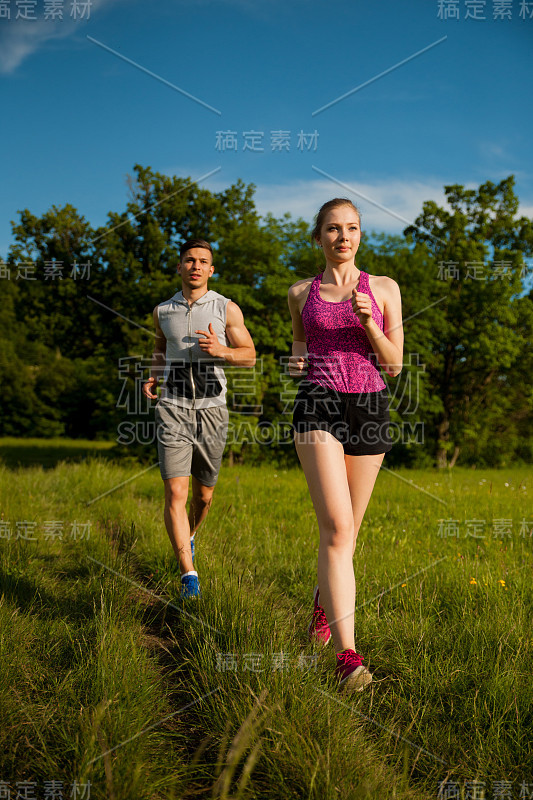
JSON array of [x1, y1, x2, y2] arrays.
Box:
[[295, 430, 356, 653], [344, 454, 385, 558]]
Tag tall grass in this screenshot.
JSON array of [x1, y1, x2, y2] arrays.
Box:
[[0, 453, 531, 799]]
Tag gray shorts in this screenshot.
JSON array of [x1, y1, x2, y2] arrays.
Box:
[[155, 400, 229, 486]]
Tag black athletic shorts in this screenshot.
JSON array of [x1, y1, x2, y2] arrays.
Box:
[[292, 380, 392, 456]]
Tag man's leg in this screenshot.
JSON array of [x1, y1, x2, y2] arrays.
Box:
[[156, 400, 196, 575], [189, 476, 215, 535], [163, 475, 194, 574], [187, 405, 228, 553]]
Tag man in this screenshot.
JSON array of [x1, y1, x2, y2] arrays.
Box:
[[143, 239, 255, 598]]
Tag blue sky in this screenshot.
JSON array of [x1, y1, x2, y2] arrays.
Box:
[[1, 0, 532, 257]]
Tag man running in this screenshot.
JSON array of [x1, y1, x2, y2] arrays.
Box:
[[143, 239, 256, 598]]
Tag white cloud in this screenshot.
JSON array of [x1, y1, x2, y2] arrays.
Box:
[[0, 19, 63, 74], [252, 179, 533, 231], [185, 170, 450, 234], [479, 141, 509, 160], [0, 0, 272, 74], [519, 204, 533, 219], [0, 0, 124, 74], [251, 177, 450, 234], [149, 168, 533, 234]]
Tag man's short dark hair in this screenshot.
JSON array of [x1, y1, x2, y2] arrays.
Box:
[[179, 239, 213, 260]]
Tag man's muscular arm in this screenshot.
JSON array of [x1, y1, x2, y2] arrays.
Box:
[[195, 301, 256, 367]]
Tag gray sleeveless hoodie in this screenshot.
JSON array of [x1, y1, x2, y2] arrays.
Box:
[[157, 289, 231, 409]]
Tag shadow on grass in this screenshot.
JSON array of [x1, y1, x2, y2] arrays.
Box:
[[0, 438, 116, 470], [0, 558, 97, 620]]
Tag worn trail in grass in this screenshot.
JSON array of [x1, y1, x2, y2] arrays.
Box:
[[0, 457, 531, 799]]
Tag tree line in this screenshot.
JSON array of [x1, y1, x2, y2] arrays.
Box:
[[1, 165, 531, 468]]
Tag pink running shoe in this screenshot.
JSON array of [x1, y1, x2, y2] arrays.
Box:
[[308, 585, 332, 645], [335, 649, 372, 692]]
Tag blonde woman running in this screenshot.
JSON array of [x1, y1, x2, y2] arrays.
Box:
[[288, 199, 403, 691]]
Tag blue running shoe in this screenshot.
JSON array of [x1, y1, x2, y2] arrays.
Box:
[[180, 573, 200, 599]]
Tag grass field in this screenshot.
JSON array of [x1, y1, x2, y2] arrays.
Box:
[[0, 440, 531, 800]]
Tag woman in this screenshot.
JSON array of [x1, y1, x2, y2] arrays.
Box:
[[288, 198, 403, 692]]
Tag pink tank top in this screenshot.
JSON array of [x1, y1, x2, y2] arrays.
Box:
[[301, 270, 386, 393]]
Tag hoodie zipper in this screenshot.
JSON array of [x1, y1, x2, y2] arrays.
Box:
[[187, 302, 196, 410]]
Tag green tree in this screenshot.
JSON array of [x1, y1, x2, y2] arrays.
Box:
[[3, 168, 531, 469], [404, 176, 533, 467]]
